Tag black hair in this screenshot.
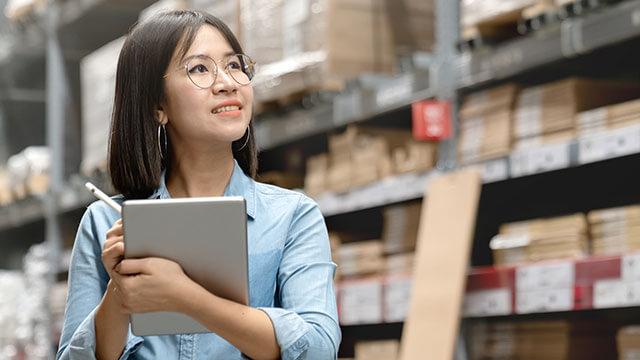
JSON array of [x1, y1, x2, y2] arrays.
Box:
[[108, 10, 257, 199]]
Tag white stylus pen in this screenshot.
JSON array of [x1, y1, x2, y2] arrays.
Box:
[[85, 182, 122, 214]]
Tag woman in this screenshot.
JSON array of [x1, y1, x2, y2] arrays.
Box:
[[56, 10, 340, 360]]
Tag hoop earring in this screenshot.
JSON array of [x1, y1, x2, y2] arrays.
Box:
[[236, 126, 250, 151], [158, 124, 167, 160]]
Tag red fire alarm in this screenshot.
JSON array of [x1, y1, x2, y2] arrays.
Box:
[[412, 99, 452, 141]]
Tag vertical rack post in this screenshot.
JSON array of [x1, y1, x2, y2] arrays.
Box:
[[434, 0, 460, 171], [45, 1, 66, 355]]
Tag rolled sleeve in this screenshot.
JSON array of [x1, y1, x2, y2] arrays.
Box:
[[259, 195, 341, 360], [56, 204, 144, 360]]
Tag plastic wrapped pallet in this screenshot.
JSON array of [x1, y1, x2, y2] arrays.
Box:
[[246, 0, 434, 105], [80, 37, 125, 176]]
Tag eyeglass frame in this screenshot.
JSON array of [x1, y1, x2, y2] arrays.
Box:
[[163, 53, 256, 88]]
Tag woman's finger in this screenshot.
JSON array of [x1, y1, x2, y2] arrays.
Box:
[[103, 236, 124, 251]]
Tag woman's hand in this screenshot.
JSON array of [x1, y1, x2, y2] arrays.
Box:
[[102, 219, 125, 279], [113, 257, 196, 314]]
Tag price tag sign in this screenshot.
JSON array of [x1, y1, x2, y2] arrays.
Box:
[[516, 288, 573, 313], [510, 142, 571, 177], [481, 158, 509, 183], [623, 253, 640, 281], [594, 279, 627, 308], [375, 76, 413, 109], [578, 124, 640, 164], [516, 262, 574, 292], [412, 100, 452, 141], [464, 288, 512, 317]]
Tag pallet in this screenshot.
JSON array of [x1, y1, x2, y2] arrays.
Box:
[[458, 3, 534, 51]]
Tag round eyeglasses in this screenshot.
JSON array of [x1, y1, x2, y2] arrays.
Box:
[[166, 54, 256, 88]]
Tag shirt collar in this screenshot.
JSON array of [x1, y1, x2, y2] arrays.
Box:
[[151, 159, 256, 219]]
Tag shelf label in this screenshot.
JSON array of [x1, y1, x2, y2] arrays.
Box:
[[516, 262, 574, 292], [510, 142, 571, 177], [464, 288, 512, 317], [578, 124, 640, 164], [375, 76, 413, 109], [481, 158, 509, 183], [623, 253, 640, 281], [593, 279, 640, 308], [516, 288, 574, 313]]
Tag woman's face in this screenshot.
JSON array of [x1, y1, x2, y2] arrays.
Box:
[[160, 25, 253, 148]]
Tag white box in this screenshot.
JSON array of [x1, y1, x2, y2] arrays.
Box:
[[339, 278, 383, 325]]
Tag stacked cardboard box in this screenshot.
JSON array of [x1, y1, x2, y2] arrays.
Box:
[[245, 0, 434, 105], [326, 126, 413, 193], [514, 78, 640, 150], [618, 326, 640, 360], [393, 141, 437, 174], [458, 83, 519, 164], [335, 240, 385, 278], [577, 98, 640, 136], [304, 126, 435, 196], [469, 320, 616, 360], [304, 154, 329, 197], [354, 340, 399, 360], [588, 205, 640, 256], [381, 202, 421, 254], [491, 213, 589, 266], [3, 147, 51, 202]]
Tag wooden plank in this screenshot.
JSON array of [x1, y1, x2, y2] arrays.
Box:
[[399, 169, 482, 360]]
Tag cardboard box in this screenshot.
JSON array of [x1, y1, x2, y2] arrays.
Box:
[[618, 326, 640, 359], [383, 274, 412, 322], [382, 202, 421, 254], [304, 154, 329, 197], [393, 141, 437, 174], [460, 83, 520, 120], [515, 78, 640, 140], [326, 126, 414, 192], [493, 213, 589, 265], [384, 253, 414, 274], [459, 110, 512, 164], [248, 0, 434, 105], [337, 240, 385, 277], [338, 277, 383, 325], [588, 205, 640, 225]]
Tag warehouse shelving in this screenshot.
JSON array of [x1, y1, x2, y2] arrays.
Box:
[[3, 0, 640, 358], [457, 0, 640, 89]]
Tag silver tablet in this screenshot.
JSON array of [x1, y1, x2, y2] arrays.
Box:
[[122, 196, 249, 336]]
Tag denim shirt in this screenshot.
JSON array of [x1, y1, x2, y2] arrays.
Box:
[[56, 161, 341, 359]]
